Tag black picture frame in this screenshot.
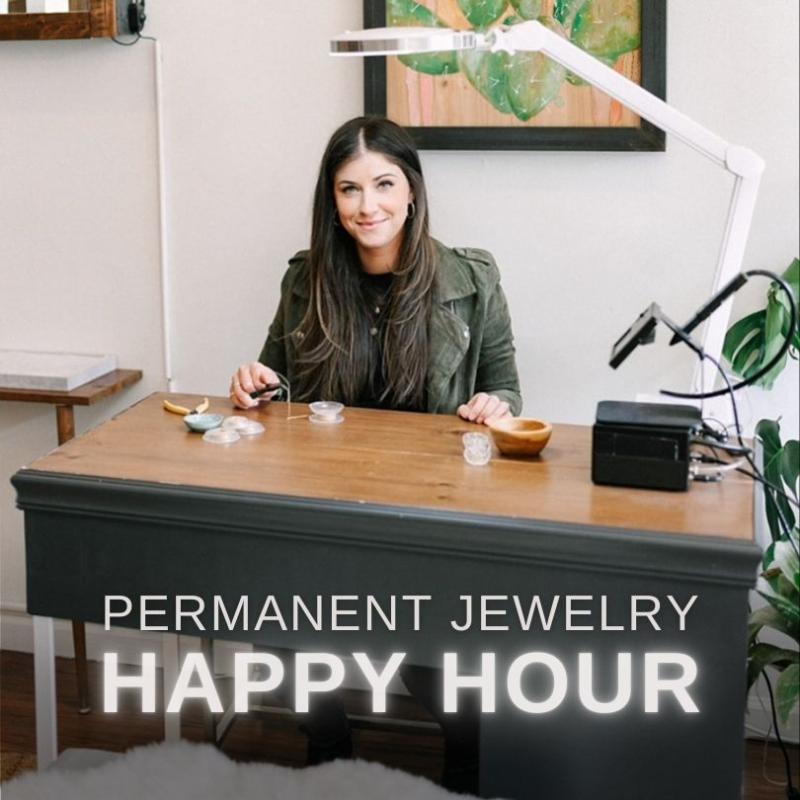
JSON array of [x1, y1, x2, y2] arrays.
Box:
[[363, 0, 666, 152]]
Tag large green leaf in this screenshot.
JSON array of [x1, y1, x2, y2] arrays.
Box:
[[751, 598, 800, 644], [458, 49, 513, 114], [723, 310, 767, 383], [750, 604, 782, 633], [783, 257, 800, 298], [722, 311, 763, 365], [724, 258, 800, 386], [571, 0, 640, 61], [757, 418, 782, 455], [759, 567, 799, 605], [776, 663, 800, 723], [780, 440, 800, 501], [509, 0, 542, 20], [757, 589, 800, 643], [765, 461, 797, 539], [505, 16, 567, 120], [457, 0, 509, 28], [747, 642, 799, 692], [388, 0, 460, 75], [759, 290, 790, 389], [771, 259, 798, 328], [774, 256, 800, 353], [773, 532, 800, 591], [756, 419, 796, 540]]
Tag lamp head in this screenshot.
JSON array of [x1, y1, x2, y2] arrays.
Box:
[[330, 26, 481, 57]]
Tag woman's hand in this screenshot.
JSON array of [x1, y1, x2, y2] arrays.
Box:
[[229, 362, 280, 409], [457, 393, 512, 425]]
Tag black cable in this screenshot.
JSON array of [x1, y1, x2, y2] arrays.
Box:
[[762, 671, 799, 797], [736, 468, 800, 513], [111, 33, 141, 46], [700, 419, 730, 441], [662, 270, 797, 400], [705, 352, 745, 443], [745, 446, 797, 545], [692, 437, 753, 456], [702, 353, 796, 541]]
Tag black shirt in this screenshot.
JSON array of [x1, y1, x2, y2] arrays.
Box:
[[357, 272, 394, 410]]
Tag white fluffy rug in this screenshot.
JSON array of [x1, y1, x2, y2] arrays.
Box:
[[4, 741, 498, 800]]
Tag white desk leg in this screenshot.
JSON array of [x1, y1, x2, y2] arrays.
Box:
[[33, 615, 58, 769], [162, 633, 180, 741]]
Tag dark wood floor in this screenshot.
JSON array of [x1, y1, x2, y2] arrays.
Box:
[[1, 650, 798, 797], [0, 650, 442, 778]]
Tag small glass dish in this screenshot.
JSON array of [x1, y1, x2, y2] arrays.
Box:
[[309, 401, 344, 425], [462, 432, 492, 466], [184, 413, 224, 432], [223, 416, 265, 436], [203, 427, 240, 444]]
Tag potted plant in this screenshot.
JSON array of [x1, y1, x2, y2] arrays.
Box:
[[723, 258, 799, 741]]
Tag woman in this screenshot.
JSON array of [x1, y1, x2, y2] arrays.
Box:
[[228, 116, 522, 792], [230, 115, 521, 423]]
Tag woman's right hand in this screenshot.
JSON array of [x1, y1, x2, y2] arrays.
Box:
[[229, 362, 280, 409]]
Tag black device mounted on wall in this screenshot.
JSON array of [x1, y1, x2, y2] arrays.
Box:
[[592, 401, 702, 491], [117, 0, 145, 35]]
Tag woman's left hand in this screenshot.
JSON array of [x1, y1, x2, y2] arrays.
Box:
[[457, 393, 512, 425]]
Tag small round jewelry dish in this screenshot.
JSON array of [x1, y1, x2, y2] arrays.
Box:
[[309, 401, 345, 425], [222, 416, 265, 436], [488, 418, 552, 457], [462, 432, 492, 466], [184, 413, 224, 433], [202, 427, 240, 444]]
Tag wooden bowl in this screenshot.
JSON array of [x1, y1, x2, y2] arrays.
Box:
[[488, 417, 552, 457]]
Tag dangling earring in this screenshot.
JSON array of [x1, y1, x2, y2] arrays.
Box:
[[407, 201, 416, 220], [333, 212, 341, 227]]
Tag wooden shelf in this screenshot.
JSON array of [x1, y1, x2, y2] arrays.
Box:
[[0, 0, 116, 40], [0, 369, 142, 405]]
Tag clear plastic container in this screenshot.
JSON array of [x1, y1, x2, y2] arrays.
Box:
[[223, 416, 265, 436], [462, 432, 491, 466], [309, 401, 345, 425], [203, 428, 241, 444]]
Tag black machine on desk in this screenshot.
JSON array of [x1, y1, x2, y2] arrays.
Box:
[[592, 400, 702, 491], [595, 269, 798, 493]]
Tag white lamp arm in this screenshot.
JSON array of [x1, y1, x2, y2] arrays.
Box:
[[491, 21, 764, 402], [490, 21, 764, 178]]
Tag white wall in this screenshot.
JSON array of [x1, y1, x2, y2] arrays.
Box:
[[1, 2, 798, 637]]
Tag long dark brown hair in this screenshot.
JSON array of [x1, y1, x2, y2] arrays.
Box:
[[294, 116, 436, 409]]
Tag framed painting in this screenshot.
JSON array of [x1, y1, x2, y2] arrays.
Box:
[[363, 0, 666, 151]]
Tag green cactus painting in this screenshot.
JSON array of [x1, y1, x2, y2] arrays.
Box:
[[381, 0, 644, 128]]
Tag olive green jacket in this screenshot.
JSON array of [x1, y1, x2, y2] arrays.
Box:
[[258, 240, 522, 416]]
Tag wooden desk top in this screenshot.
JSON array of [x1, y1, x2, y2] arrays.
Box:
[[24, 393, 753, 541], [0, 369, 143, 406]]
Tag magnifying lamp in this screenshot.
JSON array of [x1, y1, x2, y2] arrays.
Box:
[[331, 21, 765, 405]]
